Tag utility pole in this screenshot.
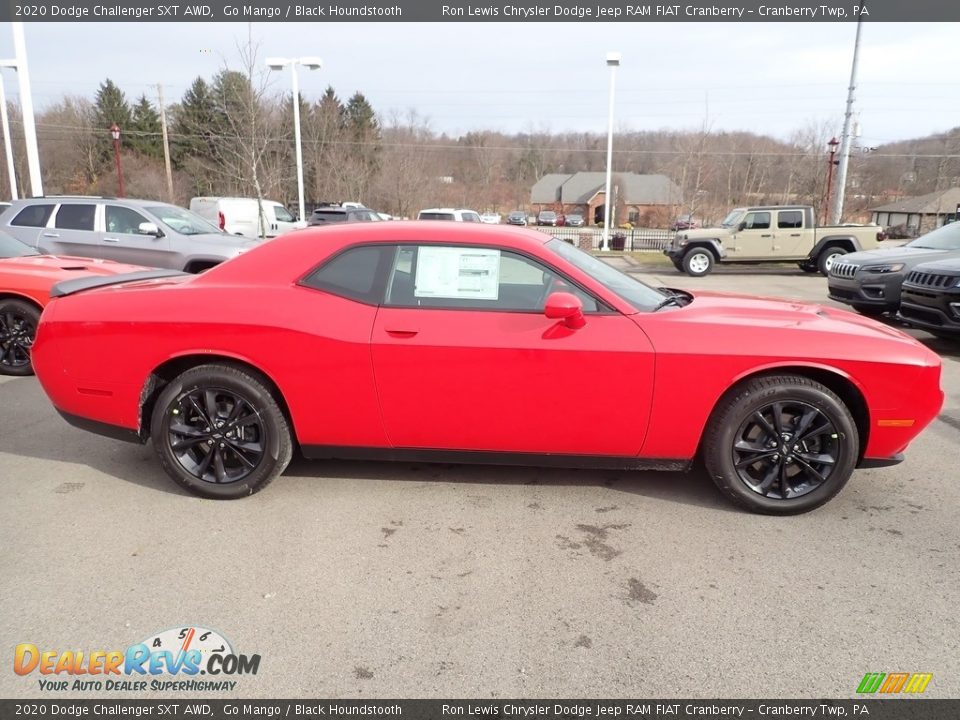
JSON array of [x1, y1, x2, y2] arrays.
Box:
[[0, 75, 18, 200], [830, 12, 864, 225], [157, 84, 174, 203]]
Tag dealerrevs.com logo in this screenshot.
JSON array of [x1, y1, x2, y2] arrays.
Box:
[[14, 626, 260, 692]]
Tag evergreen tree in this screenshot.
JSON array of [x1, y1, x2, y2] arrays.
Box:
[[171, 76, 217, 167], [93, 79, 132, 164], [129, 94, 162, 158]]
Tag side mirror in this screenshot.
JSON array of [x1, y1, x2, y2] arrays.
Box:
[[544, 291, 586, 329], [737, 221, 747, 232], [138, 222, 163, 237]]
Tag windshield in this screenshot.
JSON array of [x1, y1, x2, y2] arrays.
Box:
[[0, 232, 40, 258], [720, 209, 745, 228], [145, 205, 223, 236], [906, 222, 960, 251], [546, 238, 666, 312]]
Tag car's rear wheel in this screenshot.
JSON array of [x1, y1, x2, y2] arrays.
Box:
[[150, 364, 293, 499], [682, 247, 714, 277], [703, 375, 858, 514], [0, 299, 41, 377], [818, 246, 847, 276]]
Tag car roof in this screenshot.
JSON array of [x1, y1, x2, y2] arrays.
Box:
[[205, 221, 554, 283]]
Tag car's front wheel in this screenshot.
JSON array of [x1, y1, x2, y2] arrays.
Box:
[[703, 375, 859, 514], [682, 247, 715, 277], [150, 364, 293, 499], [818, 246, 847, 276], [0, 299, 41, 376]]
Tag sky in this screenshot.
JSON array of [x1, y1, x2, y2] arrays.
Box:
[[0, 21, 958, 147]]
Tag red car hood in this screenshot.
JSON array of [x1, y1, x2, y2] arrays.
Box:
[[673, 290, 928, 347], [0, 255, 145, 279]]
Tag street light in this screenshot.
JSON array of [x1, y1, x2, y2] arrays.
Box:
[[823, 136, 840, 225], [267, 56, 323, 225], [601, 51, 621, 252], [0, 61, 18, 200], [109, 123, 124, 198]]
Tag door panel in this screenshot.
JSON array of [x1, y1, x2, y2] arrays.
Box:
[[729, 211, 773, 258], [774, 210, 811, 256], [45, 203, 99, 257], [371, 307, 655, 456], [101, 205, 171, 267]]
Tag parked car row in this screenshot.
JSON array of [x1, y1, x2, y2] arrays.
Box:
[[827, 219, 960, 339]]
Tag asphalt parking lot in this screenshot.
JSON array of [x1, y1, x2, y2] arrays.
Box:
[[1, 263, 958, 699]]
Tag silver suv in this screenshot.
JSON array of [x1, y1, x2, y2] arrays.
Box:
[[0, 197, 258, 272]]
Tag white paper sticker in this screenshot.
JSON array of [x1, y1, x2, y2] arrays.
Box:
[[415, 247, 500, 300]]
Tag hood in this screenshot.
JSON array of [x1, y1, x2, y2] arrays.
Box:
[[676, 227, 732, 240], [668, 290, 932, 351], [839, 245, 956, 267], [905, 256, 960, 274], [0, 254, 145, 277]]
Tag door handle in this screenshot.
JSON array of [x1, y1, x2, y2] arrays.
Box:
[[42, 232, 60, 238], [103, 237, 120, 243], [385, 329, 418, 339], [760, 234, 772, 238], [790, 233, 801, 237]]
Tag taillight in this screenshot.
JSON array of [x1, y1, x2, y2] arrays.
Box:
[[218, 211, 225, 230], [877, 231, 886, 241]]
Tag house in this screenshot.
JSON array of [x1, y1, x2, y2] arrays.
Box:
[[869, 187, 960, 234], [530, 172, 680, 226]]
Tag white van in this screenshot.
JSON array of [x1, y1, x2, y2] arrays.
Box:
[[189, 197, 306, 239]]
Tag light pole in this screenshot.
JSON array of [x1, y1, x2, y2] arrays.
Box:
[[267, 56, 322, 225], [0, 63, 18, 200], [11, 22, 41, 197], [830, 13, 864, 225], [601, 51, 621, 251], [110, 123, 124, 198], [823, 137, 840, 225]]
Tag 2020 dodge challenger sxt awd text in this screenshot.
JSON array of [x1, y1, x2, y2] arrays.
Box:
[[31, 223, 943, 514]]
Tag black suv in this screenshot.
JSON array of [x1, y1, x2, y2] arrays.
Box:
[[898, 258, 960, 339], [307, 204, 379, 226]]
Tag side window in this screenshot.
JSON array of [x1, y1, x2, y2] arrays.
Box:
[[301, 245, 391, 304], [106, 206, 149, 235], [384, 245, 599, 312], [274, 206, 295, 223], [462, 212, 481, 223], [777, 210, 803, 229], [11, 204, 54, 227], [54, 204, 96, 231], [743, 212, 771, 230]]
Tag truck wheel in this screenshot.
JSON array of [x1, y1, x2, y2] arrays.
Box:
[[682, 248, 714, 277], [671, 258, 684, 272], [818, 247, 847, 276], [798, 263, 818, 274]]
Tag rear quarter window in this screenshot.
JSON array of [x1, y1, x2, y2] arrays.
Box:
[[55, 204, 97, 231], [301, 245, 393, 304], [11, 204, 55, 228], [419, 212, 455, 221]]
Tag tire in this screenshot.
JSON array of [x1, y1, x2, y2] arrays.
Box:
[[671, 258, 684, 272], [682, 247, 715, 277], [0, 299, 41, 376], [818, 246, 847, 276], [150, 364, 293, 499], [798, 263, 818, 274], [703, 375, 859, 515]]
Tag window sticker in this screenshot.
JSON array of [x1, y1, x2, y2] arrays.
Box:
[[414, 247, 501, 300]]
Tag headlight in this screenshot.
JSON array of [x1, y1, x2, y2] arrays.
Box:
[[862, 263, 905, 274]]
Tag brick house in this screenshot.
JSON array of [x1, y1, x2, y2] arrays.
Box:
[[870, 187, 960, 235], [530, 172, 681, 226]]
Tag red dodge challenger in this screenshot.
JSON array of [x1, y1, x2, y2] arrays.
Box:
[[0, 232, 144, 376], [31, 223, 944, 514]]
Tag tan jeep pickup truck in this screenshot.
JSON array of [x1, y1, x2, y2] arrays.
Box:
[[663, 205, 886, 277]]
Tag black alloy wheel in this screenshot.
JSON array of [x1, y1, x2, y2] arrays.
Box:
[[731, 400, 840, 500], [151, 364, 293, 498], [703, 375, 858, 514], [0, 300, 41, 376]]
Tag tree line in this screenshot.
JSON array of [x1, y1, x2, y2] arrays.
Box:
[[2, 64, 959, 226]]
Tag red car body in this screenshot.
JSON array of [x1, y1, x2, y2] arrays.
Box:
[[31, 222, 943, 511], [0, 242, 145, 375], [0, 254, 145, 309]]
